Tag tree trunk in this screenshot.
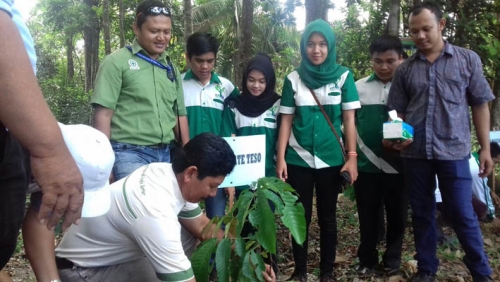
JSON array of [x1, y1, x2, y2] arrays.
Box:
[[184, 0, 193, 41], [233, 0, 242, 88], [118, 0, 125, 48], [239, 0, 253, 79], [66, 35, 74, 81], [84, 0, 100, 92], [305, 0, 325, 24], [103, 0, 111, 54], [386, 0, 400, 36]]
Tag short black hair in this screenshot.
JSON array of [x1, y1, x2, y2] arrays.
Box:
[[369, 35, 404, 57], [186, 32, 220, 58], [492, 142, 500, 158], [172, 133, 236, 180], [135, 0, 171, 29], [477, 142, 500, 159], [410, 1, 443, 22]]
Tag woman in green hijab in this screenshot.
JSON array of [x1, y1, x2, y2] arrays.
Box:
[[276, 19, 360, 282]]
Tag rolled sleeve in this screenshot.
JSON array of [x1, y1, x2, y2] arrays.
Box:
[[466, 52, 495, 106], [341, 71, 361, 110], [91, 56, 123, 110], [178, 203, 202, 219], [279, 77, 296, 114]]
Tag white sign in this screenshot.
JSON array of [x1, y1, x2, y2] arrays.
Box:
[[490, 131, 500, 145], [219, 135, 266, 188]]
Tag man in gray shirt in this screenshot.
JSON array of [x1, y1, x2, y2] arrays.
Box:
[[387, 2, 494, 282]]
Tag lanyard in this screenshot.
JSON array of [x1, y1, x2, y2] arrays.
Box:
[[126, 46, 175, 82]]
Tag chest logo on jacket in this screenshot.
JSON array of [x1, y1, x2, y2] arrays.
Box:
[[213, 84, 225, 104], [328, 80, 341, 96], [128, 59, 140, 70], [264, 106, 278, 123]]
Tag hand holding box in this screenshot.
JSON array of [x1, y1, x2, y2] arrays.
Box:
[[383, 110, 414, 141]]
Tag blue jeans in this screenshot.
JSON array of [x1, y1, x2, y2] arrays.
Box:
[[111, 141, 171, 181], [403, 158, 492, 277], [204, 189, 227, 219]]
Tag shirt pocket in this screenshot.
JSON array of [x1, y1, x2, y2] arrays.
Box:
[[440, 71, 466, 105]]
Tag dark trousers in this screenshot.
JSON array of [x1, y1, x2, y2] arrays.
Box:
[[403, 158, 492, 276], [287, 164, 342, 278], [354, 172, 408, 269], [0, 128, 30, 269]]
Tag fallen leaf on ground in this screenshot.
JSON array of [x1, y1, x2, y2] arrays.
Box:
[[484, 238, 493, 247]]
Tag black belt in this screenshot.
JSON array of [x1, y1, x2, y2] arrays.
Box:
[[147, 143, 169, 149], [55, 257, 74, 269]]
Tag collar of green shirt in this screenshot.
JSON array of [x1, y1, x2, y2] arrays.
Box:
[[183, 69, 222, 84], [130, 38, 169, 64], [366, 72, 380, 82]]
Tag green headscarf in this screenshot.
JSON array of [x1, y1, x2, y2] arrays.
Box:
[[297, 19, 348, 89]]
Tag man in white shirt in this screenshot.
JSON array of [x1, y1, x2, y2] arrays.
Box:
[[55, 133, 276, 282]]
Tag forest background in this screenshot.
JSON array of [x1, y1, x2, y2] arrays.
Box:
[[20, 0, 500, 129]]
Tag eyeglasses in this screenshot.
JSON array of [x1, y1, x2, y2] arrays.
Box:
[[136, 6, 171, 20]]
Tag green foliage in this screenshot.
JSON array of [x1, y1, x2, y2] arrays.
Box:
[[190, 177, 306, 282], [343, 185, 356, 202], [333, 1, 378, 80], [190, 238, 218, 282], [14, 233, 24, 255], [191, 0, 300, 86]]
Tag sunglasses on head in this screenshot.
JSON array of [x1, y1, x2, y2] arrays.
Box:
[[136, 6, 171, 20], [145, 6, 171, 16]]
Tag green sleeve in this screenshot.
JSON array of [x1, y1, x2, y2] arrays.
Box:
[[341, 70, 360, 110], [279, 76, 295, 114], [91, 55, 122, 110], [220, 105, 237, 137], [229, 85, 240, 97], [173, 64, 187, 116]]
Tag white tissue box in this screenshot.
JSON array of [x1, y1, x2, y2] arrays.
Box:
[[383, 121, 414, 141]]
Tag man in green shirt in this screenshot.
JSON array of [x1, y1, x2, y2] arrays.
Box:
[[354, 35, 408, 276], [92, 0, 189, 181], [181, 32, 239, 219]]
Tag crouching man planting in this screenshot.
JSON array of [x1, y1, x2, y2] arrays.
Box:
[[55, 132, 276, 282]]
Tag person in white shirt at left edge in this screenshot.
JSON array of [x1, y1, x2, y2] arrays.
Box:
[[23, 123, 116, 282]]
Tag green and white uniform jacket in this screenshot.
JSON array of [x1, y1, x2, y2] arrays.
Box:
[[355, 74, 402, 174], [279, 70, 360, 169]]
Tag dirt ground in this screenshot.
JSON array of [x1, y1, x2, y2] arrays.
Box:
[[4, 194, 500, 281]]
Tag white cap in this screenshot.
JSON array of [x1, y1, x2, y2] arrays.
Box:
[[58, 123, 115, 218]]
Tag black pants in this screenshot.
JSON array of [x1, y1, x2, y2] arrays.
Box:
[[353, 172, 408, 269], [0, 128, 30, 269], [287, 164, 342, 278]]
